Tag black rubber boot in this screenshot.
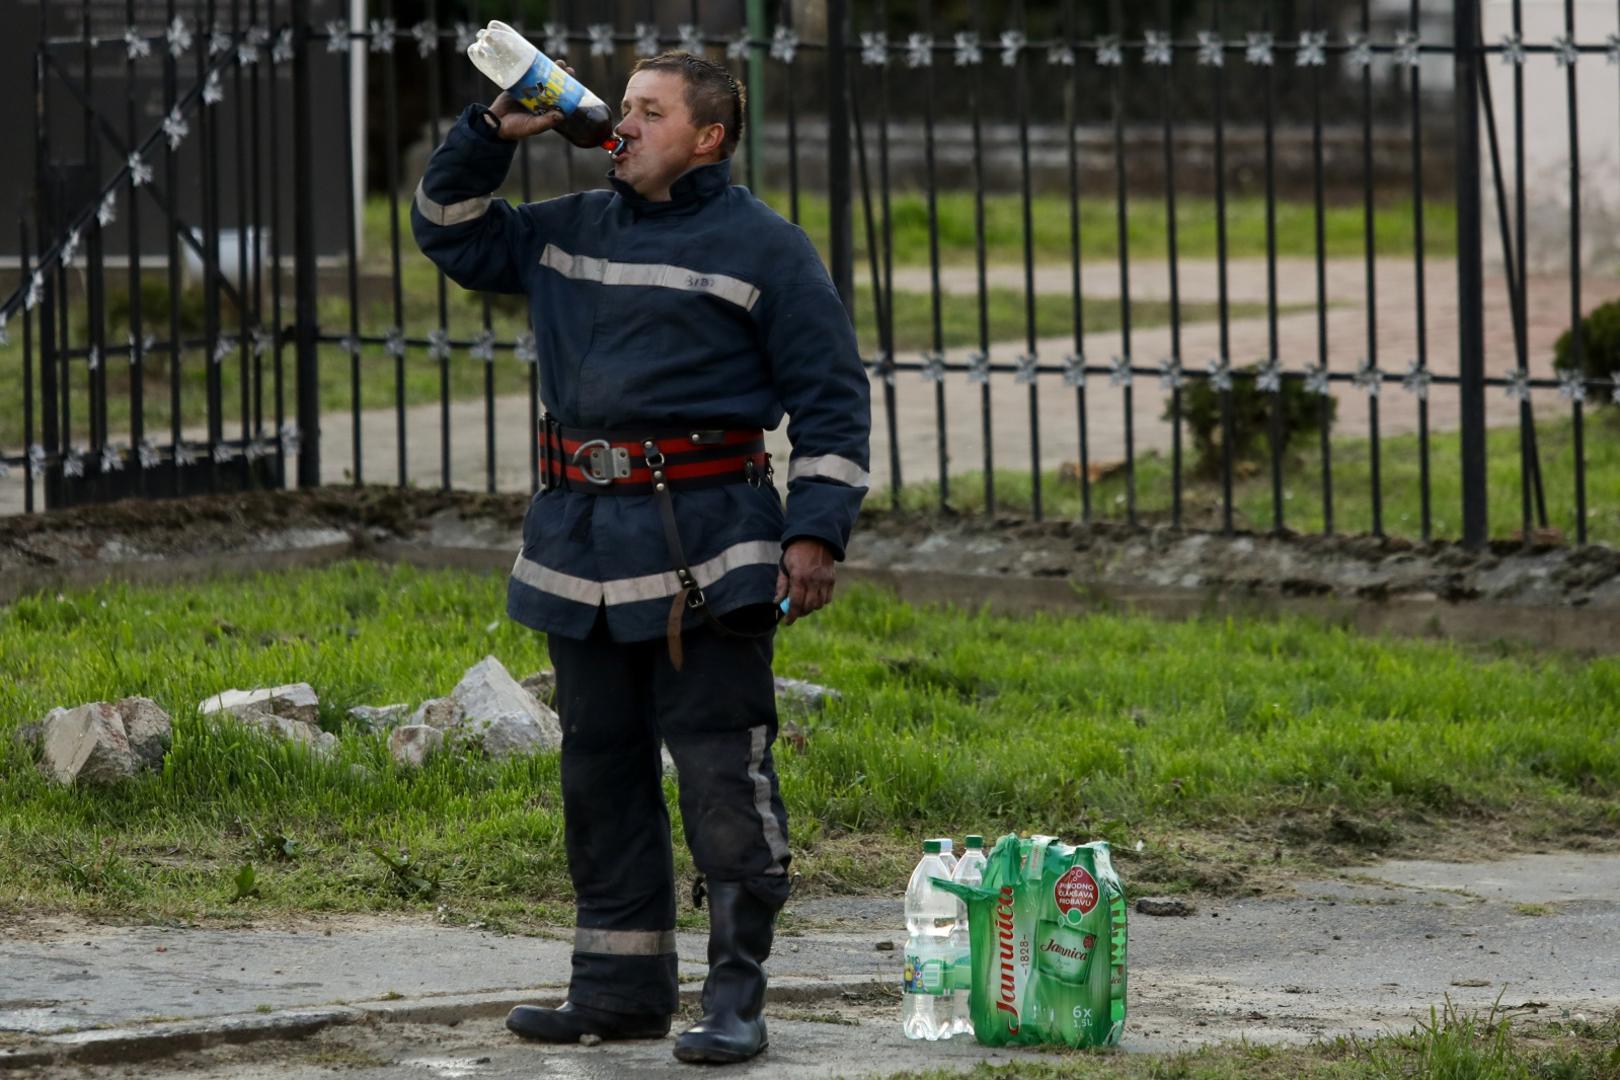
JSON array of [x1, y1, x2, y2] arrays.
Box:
[[673, 881, 778, 1064], [506, 1001, 670, 1043]]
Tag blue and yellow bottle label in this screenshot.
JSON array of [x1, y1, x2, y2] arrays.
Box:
[[511, 51, 586, 116]]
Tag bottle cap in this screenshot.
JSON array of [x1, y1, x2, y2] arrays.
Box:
[[934, 837, 954, 852], [965, 834, 985, 848], [922, 839, 942, 854]]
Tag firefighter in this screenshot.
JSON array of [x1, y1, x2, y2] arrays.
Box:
[[411, 51, 870, 1064]]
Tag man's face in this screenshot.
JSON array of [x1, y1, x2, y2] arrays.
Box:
[[613, 70, 721, 200]]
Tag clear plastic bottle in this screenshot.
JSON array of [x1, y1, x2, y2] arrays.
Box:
[[902, 838, 956, 1040], [465, 21, 622, 152], [933, 837, 958, 877], [949, 834, 988, 1037]]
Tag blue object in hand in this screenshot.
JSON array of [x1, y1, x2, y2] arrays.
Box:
[[778, 596, 792, 616]]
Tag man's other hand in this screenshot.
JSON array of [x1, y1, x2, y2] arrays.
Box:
[[775, 539, 837, 625]]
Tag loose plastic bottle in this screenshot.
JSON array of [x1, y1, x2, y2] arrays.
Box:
[[902, 838, 956, 1040], [949, 834, 988, 1036], [465, 21, 622, 152]]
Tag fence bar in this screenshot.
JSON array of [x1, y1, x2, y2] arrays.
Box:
[[1564, 0, 1587, 545], [1310, 0, 1333, 535], [291, 0, 321, 487], [1360, 0, 1382, 537], [268, 0, 286, 485], [876, 2, 900, 510], [826, 0, 853, 311], [233, 0, 253, 488], [338, 14, 363, 484], [970, 0, 993, 514], [1212, 0, 1233, 535], [1113, 0, 1134, 526], [779, 0, 799, 225], [384, 0, 407, 487], [921, 0, 948, 508], [1454, 0, 1489, 548], [1068, 0, 1091, 523], [21, 219, 36, 513], [126, 0, 146, 495], [1264, 0, 1282, 534], [165, 0, 183, 492], [202, 0, 224, 491], [1409, 0, 1431, 540], [1160, 0, 1180, 529]]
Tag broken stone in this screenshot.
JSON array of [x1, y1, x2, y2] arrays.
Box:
[[234, 706, 338, 758], [518, 670, 557, 708], [41, 703, 139, 786], [774, 677, 842, 716], [389, 725, 445, 769], [1135, 896, 1196, 917], [115, 697, 172, 770], [577, 1033, 602, 1047], [449, 656, 561, 758], [410, 696, 465, 731], [198, 683, 320, 726], [348, 704, 411, 731]]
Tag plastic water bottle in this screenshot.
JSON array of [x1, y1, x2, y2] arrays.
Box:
[[933, 837, 958, 877], [949, 834, 988, 1037], [465, 21, 623, 153], [902, 838, 956, 1040]]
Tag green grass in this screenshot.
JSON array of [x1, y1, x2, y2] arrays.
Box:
[[772, 191, 1455, 267], [879, 1004, 1620, 1079], [2, 561, 1617, 923], [887, 409, 1620, 547]]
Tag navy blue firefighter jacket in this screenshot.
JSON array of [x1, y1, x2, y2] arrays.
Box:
[[412, 105, 871, 643]]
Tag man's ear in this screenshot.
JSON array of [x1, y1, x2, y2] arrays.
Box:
[[694, 121, 726, 158]]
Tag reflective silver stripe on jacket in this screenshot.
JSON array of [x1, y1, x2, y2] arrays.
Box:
[[539, 243, 762, 312], [413, 181, 494, 226], [747, 724, 790, 873], [573, 927, 677, 956], [787, 453, 870, 489], [511, 539, 780, 608]]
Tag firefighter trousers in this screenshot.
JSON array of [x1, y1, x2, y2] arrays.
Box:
[[547, 604, 792, 1017]]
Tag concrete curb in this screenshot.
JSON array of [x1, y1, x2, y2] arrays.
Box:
[[0, 975, 886, 1071]]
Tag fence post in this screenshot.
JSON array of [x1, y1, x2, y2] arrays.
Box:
[[290, 0, 321, 489], [825, 0, 854, 312], [1454, 0, 1488, 548]]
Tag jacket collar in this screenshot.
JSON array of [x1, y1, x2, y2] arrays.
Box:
[[608, 158, 732, 216]]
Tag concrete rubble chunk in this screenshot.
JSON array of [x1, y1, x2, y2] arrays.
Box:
[[234, 706, 339, 758], [115, 696, 172, 770], [40, 703, 139, 786], [348, 704, 411, 731], [198, 683, 320, 726], [774, 677, 842, 715], [410, 697, 465, 731], [450, 656, 562, 759], [389, 725, 445, 769]]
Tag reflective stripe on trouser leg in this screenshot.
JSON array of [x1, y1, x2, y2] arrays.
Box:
[[550, 616, 680, 1016]]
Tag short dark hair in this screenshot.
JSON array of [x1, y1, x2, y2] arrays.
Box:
[[629, 52, 746, 158]]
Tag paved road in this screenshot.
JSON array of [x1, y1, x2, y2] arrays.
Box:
[[4, 853, 1618, 1077]]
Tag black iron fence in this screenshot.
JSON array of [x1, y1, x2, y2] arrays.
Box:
[[3, 0, 1618, 548]]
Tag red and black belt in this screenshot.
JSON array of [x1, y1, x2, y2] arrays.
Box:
[[536, 416, 780, 669], [538, 418, 771, 496]]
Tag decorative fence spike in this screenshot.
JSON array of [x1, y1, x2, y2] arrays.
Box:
[[1558, 368, 1587, 403], [1094, 35, 1122, 67], [1394, 30, 1421, 68], [905, 33, 932, 68], [1345, 33, 1373, 69], [1158, 357, 1184, 390], [727, 31, 752, 61], [635, 23, 661, 58], [273, 27, 293, 63], [589, 25, 615, 57], [1401, 360, 1432, 400], [138, 439, 161, 469], [1554, 34, 1578, 67], [369, 18, 396, 54], [860, 31, 888, 67], [999, 30, 1025, 67], [167, 15, 192, 57], [384, 327, 406, 359], [1305, 363, 1332, 396], [471, 330, 496, 362], [1244, 31, 1273, 66], [1257, 358, 1282, 393], [1504, 368, 1532, 402], [101, 444, 125, 473], [771, 25, 799, 63], [412, 21, 438, 57], [164, 108, 189, 149], [1499, 32, 1525, 66], [1207, 357, 1233, 392], [1062, 354, 1086, 389], [1109, 355, 1134, 388], [1014, 354, 1038, 386], [1144, 30, 1173, 66], [325, 20, 350, 54], [1297, 30, 1327, 67], [1353, 359, 1382, 397], [427, 328, 451, 361], [174, 442, 197, 467], [678, 24, 704, 55], [203, 70, 224, 106], [125, 28, 153, 61], [28, 445, 46, 477], [514, 332, 537, 364], [457, 22, 480, 54], [279, 423, 302, 457], [952, 31, 981, 66], [967, 351, 990, 385], [63, 448, 85, 479], [920, 352, 945, 383], [1197, 31, 1224, 67], [209, 30, 232, 57], [97, 191, 118, 227]]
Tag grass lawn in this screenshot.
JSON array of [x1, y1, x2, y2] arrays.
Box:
[[888, 409, 1620, 548], [2, 562, 1616, 927], [881, 1005, 1620, 1079]]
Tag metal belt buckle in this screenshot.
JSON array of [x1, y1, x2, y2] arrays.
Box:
[[572, 439, 632, 486]]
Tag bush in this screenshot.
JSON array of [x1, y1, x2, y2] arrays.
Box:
[[1554, 299, 1620, 403], [1165, 366, 1336, 479]]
